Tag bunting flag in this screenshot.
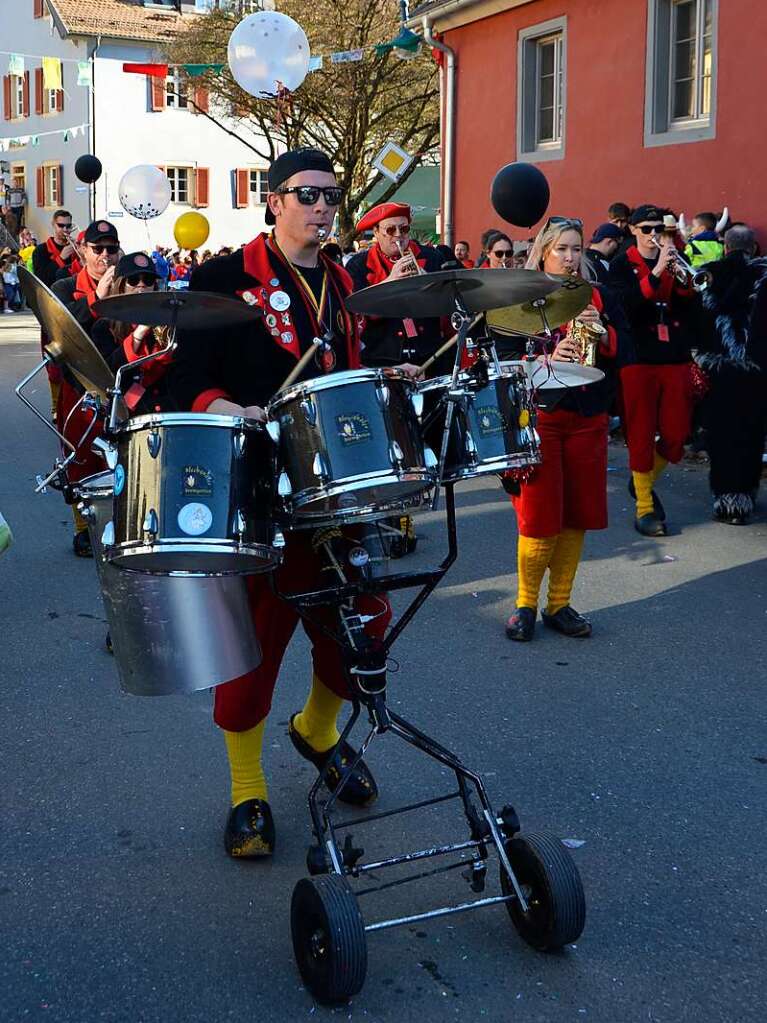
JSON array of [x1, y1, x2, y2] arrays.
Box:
[[8, 54, 24, 76], [330, 50, 364, 64], [0, 121, 89, 152], [77, 62, 92, 87], [123, 62, 169, 78], [183, 63, 225, 77], [42, 57, 63, 90], [308, 55, 324, 73]]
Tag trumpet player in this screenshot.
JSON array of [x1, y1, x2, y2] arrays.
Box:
[[609, 205, 700, 537], [503, 216, 627, 643]]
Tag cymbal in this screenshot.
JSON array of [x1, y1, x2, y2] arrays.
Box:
[[344, 268, 560, 319], [523, 360, 605, 390], [485, 273, 593, 335], [93, 291, 264, 329], [18, 266, 114, 400]]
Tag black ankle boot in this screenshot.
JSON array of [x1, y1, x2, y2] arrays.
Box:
[[224, 799, 275, 859], [505, 607, 536, 642]]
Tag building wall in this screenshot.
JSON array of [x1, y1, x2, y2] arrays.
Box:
[[444, 0, 767, 249]]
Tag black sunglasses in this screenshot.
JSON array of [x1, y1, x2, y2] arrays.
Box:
[[492, 249, 514, 258], [544, 216, 584, 231], [277, 185, 344, 206], [55, 222, 73, 230], [90, 243, 119, 254], [125, 273, 157, 287], [637, 223, 665, 235]]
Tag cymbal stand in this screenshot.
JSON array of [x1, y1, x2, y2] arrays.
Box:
[[106, 335, 177, 434]]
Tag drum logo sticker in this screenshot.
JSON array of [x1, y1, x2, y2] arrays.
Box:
[[177, 502, 213, 536], [114, 464, 125, 497], [476, 405, 504, 437], [182, 465, 214, 497], [336, 414, 372, 445]]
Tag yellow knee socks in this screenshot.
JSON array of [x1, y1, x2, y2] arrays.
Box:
[[223, 721, 268, 807], [632, 470, 655, 518], [546, 529, 585, 615], [72, 505, 89, 534], [293, 673, 342, 754], [516, 535, 558, 610]]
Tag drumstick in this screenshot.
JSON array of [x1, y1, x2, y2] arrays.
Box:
[[277, 337, 324, 392], [417, 314, 483, 374]]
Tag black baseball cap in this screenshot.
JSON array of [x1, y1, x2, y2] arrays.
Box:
[[591, 222, 624, 243], [83, 219, 119, 244], [630, 205, 668, 226], [265, 147, 335, 225], [117, 252, 158, 279]]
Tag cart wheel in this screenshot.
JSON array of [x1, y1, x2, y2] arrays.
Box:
[[500, 831, 585, 951], [291, 875, 367, 1005]]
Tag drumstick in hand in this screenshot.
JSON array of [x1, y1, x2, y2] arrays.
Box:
[[277, 338, 324, 393]]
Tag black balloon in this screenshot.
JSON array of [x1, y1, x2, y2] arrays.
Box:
[[74, 154, 102, 184], [490, 162, 550, 228]]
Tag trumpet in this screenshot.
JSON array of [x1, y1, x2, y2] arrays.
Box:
[[650, 235, 711, 292], [395, 237, 424, 276]]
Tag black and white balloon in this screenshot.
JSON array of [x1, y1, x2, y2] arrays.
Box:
[[490, 163, 550, 228], [74, 154, 102, 184], [118, 165, 172, 221]]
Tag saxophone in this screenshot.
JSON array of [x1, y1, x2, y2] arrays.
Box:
[[566, 269, 606, 367]]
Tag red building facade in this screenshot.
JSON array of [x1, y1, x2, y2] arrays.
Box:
[[413, 0, 765, 248]]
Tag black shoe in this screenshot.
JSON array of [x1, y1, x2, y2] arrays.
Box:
[[288, 714, 378, 806], [72, 530, 93, 558], [541, 605, 592, 638], [505, 607, 536, 642], [105, 631, 113, 655], [628, 479, 665, 521], [713, 494, 753, 525], [634, 513, 667, 537], [224, 798, 275, 859]]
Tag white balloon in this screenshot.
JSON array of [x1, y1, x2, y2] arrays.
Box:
[[228, 12, 310, 99], [118, 164, 172, 221]]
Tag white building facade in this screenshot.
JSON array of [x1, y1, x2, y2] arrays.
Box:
[[2, 0, 275, 253]]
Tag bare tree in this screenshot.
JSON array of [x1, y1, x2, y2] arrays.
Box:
[[166, 2, 440, 242]]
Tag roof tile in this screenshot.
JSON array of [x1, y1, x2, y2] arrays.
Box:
[[46, 0, 197, 44]]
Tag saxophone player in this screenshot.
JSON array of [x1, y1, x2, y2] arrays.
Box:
[[500, 217, 627, 642]]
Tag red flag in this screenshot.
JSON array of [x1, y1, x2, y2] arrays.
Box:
[[123, 63, 169, 78]]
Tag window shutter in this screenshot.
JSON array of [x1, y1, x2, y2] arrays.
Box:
[[150, 76, 166, 112], [56, 88, 64, 113], [22, 71, 30, 118], [3, 76, 11, 120], [195, 167, 209, 208], [56, 164, 63, 204], [36, 166, 45, 206], [192, 85, 209, 114], [35, 68, 44, 114], [235, 168, 249, 209], [34, 0, 45, 17]]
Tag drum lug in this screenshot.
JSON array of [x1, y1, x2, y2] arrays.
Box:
[[273, 529, 286, 549], [233, 430, 247, 458], [77, 502, 94, 521], [266, 420, 281, 444], [233, 509, 247, 538], [300, 398, 317, 426], [146, 431, 162, 458], [92, 437, 118, 470], [142, 508, 159, 536], [278, 471, 293, 497], [424, 446, 438, 469], [376, 383, 391, 407], [101, 521, 115, 547], [312, 452, 329, 481], [464, 433, 478, 462], [389, 441, 405, 466], [410, 392, 424, 419]]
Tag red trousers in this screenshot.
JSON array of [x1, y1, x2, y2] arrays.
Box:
[[619, 363, 694, 472], [214, 531, 392, 732], [512, 409, 608, 538]]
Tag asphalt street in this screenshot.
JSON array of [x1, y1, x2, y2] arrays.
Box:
[[1, 310, 765, 1023]]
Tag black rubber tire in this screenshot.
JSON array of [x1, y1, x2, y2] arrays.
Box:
[[500, 831, 586, 951], [291, 875, 367, 1004]]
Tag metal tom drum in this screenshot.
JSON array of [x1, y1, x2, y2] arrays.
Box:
[[419, 361, 541, 483], [268, 369, 437, 525], [107, 413, 280, 575], [77, 471, 262, 697]]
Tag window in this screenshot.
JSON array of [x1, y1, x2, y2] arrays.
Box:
[[45, 164, 60, 206], [166, 69, 189, 109], [645, 0, 717, 146], [11, 163, 26, 192], [13, 76, 25, 119], [249, 169, 268, 205], [517, 18, 567, 161], [167, 166, 191, 204]]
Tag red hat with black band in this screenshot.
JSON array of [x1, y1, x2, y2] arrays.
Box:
[[355, 202, 411, 235]]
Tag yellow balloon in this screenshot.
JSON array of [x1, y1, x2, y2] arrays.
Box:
[[174, 211, 210, 250]]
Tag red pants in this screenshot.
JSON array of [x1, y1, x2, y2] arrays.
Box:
[[214, 531, 392, 732], [56, 378, 105, 485], [619, 363, 693, 472], [512, 409, 608, 538]]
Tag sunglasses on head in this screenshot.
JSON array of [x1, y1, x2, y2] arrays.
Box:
[[90, 243, 119, 254], [277, 185, 344, 206], [544, 216, 584, 231], [637, 223, 665, 234], [381, 223, 411, 237], [125, 273, 156, 287]]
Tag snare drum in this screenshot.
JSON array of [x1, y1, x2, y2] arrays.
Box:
[[419, 362, 541, 483], [77, 470, 262, 697], [269, 369, 437, 525], [107, 413, 280, 575]]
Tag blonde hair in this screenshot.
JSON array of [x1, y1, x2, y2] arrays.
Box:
[[525, 219, 584, 272]]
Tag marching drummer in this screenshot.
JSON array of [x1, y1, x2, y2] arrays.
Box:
[[173, 147, 408, 860], [50, 220, 121, 558]]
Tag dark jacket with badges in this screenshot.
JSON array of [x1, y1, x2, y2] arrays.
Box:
[[609, 245, 700, 366], [171, 233, 362, 411], [346, 242, 448, 368]]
